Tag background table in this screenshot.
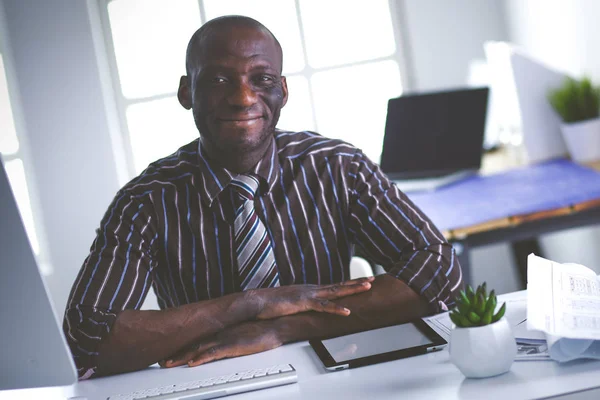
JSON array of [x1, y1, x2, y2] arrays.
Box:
[[408, 159, 600, 286]]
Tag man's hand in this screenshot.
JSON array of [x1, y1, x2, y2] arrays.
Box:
[[161, 320, 281, 368], [250, 276, 374, 320], [161, 275, 432, 370]]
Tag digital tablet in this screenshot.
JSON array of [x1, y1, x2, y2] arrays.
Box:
[[309, 319, 447, 371]]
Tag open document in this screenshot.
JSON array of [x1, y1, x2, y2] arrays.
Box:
[[527, 254, 600, 362]]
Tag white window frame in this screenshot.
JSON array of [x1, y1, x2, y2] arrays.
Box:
[[97, 0, 413, 179]]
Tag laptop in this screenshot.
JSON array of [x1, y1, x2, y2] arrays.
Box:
[[0, 160, 78, 390], [380, 87, 489, 192]]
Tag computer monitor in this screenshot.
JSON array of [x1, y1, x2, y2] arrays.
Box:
[[509, 47, 569, 163], [380, 87, 489, 181], [0, 160, 78, 390]]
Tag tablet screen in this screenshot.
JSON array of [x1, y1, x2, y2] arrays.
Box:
[[321, 322, 434, 362]]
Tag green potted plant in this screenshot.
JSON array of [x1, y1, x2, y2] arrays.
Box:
[[548, 76, 600, 163], [448, 282, 516, 378]]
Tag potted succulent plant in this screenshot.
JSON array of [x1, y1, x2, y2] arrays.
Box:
[[548, 76, 600, 163], [448, 283, 516, 378]]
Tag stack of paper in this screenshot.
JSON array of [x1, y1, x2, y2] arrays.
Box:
[[527, 254, 600, 362], [509, 300, 549, 361]]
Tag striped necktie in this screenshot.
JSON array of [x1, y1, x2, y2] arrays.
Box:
[[230, 175, 280, 290]]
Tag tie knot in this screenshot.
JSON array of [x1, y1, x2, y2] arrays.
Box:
[[231, 174, 260, 200]]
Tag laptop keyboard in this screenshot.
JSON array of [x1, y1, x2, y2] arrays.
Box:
[[106, 364, 297, 400]]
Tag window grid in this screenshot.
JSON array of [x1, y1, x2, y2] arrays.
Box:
[[118, 52, 402, 108], [100, 0, 408, 178], [100, 0, 138, 177]]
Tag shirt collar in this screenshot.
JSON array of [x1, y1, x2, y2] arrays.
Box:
[[196, 136, 280, 207]]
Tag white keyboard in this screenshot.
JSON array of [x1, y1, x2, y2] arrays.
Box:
[[107, 364, 297, 400]]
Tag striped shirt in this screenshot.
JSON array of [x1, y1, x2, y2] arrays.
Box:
[[63, 130, 462, 379]]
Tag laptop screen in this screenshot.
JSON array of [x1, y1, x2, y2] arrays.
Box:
[[380, 87, 489, 179]]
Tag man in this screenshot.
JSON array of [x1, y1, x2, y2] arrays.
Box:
[[64, 15, 462, 379]]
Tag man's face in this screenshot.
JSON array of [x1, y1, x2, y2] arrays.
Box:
[[181, 26, 288, 159]]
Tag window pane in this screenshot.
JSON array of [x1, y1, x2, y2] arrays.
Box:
[[203, 0, 305, 74], [0, 54, 19, 155], [108, 0, 201, 99], [311, 60, 402, 162], [4, 158, 40, 254], [299, 0, 396, 69], [277, 75, 315, 132], [126, 97, 199, 173]]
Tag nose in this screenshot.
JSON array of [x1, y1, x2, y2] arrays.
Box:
[[227, 80, 258, 109]]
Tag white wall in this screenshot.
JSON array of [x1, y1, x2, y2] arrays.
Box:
[[505, 0, 600, 82], [399, 0, 508, 91], [504, 0, 600, 273]]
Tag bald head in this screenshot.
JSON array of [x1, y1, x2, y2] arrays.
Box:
[[185, 16, 283, 77]]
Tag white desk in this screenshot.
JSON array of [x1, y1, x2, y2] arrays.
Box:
[[3, 292, 600, 400]]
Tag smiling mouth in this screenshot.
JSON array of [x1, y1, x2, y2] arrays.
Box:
[[218, 116, 263, 122]]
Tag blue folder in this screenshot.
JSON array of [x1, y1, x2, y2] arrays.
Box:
[[407, 160, 600, 232]]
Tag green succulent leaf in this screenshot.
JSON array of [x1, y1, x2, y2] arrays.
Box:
[[481, 308, 493, 325], [451, 311, 473, 328], [457, 301, 470, 315], [458, 291, 471, 307], [449, 311, 461, 326], [467, 311, 481, 324], [475, 293, 486, 315], [492, 302, 507, 323], [466, 285, 475, 302], [459, 315, 473, 328], [485, 290, 497, 313]]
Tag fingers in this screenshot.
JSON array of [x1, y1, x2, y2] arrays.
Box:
[[188, 345, 227, 367], [166, 343, 233, 368], [320, 280, 373, 300], [305, 277, 374, 316], [163, 341, 217, 368], [339, 276, 375, 286], [187, 336, 281, 367], [311, 298, 351, 316]]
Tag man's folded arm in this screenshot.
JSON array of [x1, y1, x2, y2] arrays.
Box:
[[63, 192, 257, 378], [63, 191, 375, 377], [251, 151, 464, 345], [345, 150, 463, 312], [63, 191, 153, 378]]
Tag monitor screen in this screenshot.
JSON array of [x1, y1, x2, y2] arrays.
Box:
[[380, 87, 489, 179]]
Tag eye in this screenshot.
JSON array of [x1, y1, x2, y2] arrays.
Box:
[[255, 74, 277, 86], [212, 76, 227, 84]]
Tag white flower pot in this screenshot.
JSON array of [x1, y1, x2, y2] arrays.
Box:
[[449, 317, 516, 378], [561, 118, 600, 163]]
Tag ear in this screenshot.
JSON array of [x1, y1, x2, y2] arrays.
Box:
[[178, 76, 192, 110], [280, 76, 289, 108]]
